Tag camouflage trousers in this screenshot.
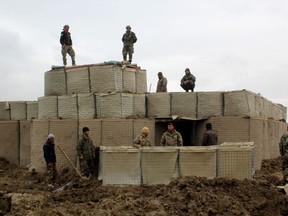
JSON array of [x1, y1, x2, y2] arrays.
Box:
[[180, 82, 195, 92], [122, 44, 134, 62], [61, 45, 75, 66], [79, 159, 95, 178], [282, 157, 288, 182], [46, 163, 57, 183]]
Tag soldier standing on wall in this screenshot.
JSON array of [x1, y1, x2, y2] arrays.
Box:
[[60, 24, 76, 66], [156, 72, 168, 92], [122, 25, 137, 63]]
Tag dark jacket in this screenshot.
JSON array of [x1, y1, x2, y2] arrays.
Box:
[[122, 31, 137, 45], [60, 31, 73, 45], [43, 141, 56, 164], [202, 130, 218, 146]]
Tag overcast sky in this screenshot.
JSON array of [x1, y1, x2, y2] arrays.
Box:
[[0, 0, 287, 112]]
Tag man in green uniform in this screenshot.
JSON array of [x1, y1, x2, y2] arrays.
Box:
[[156, 72, 168, 92], [279, 126, 288, 183], [77, 127, 96, 178], [180, 68, 196, 92], [160, 122, 183, 146], [133, 127, 151, 148], [122, 25, 137, 63]]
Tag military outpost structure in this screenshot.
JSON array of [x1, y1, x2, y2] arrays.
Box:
[[0, 63, 287, 185]]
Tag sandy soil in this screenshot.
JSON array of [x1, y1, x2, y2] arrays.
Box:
[[1, 157, 288, 216]]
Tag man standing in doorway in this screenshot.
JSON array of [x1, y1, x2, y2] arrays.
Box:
[[202, 122, 218, 146], [156, 72, 168, 92], [60, 24, 76, 66], [160, 122, 183, 146], [122, 25, 137, 63]]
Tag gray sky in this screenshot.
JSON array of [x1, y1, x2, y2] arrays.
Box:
[[0, 0, 287, 112]]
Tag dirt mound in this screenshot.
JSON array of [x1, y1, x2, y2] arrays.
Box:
[[1, 157, 288, 215]]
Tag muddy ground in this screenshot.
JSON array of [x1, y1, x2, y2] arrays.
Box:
[[0, 157, 288, 216]]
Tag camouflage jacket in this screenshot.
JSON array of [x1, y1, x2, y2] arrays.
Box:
[[133, 134, 151, 148], [122, 31, 137, 45], [156, 77, 168, 92], [160, 129, 183, 146], [181, 72, 196, 84], [279, 133, 288, 157], [77, 134, 96, 160]]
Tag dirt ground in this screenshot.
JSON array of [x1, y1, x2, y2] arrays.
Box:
[[1, 157, 288, 216]]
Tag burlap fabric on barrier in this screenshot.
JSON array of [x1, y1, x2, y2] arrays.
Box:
[[136, 70, 147, 93], [0, 102, 10, 120], [30, 120, 49, 173], [78, 93, 96, 119], [98, 146, 141, 185], [170, 92, 196, 118], [58, 95, 78, 119], [10, 101, 26, 120], [122, 68, 136, 93], [146, 93, 170, 118], [101, 119, 133, 146], [133, 94, 146, 118], [224, 90, 256, 117], [141, 147, 178, 185], [197, 92, 223, 119], [66, 67, 90, 95], [20, 121, 31, 167], [49, 120, 78, 172], [96, 93, 133, 118], [90, 65, 122, 93], [44, 69, 66, 96], [178, 146, 216, 178], [26, 101, 38, 120], [217, 143, 255, 180], [38, 96, 58, 119], [0, 121, 19, 165]]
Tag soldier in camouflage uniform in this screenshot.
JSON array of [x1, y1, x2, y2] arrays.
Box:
[[77, 127, 96, 178], [133, 127, 151, 148], [122, 25, 137, 63], [279, 126, 288, 183], [43, 134, 57, 183], [160, 122, 183, 146], [156, 72, 168, 92], [180, 68, 196, 92]]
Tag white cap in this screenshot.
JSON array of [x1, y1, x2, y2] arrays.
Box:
[[47, 134, 55, 140]]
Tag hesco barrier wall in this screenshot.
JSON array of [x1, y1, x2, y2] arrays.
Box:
[[20, 121, 31, 167], [0, 90, 286, 121], [44, 64, 147, 96]]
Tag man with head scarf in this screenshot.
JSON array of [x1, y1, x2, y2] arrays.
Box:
[[133, 127, 151, 148], [60, 24, 76, 66], [43, 134, 57, 183]]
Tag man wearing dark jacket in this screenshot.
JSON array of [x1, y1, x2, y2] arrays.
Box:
[[60, 24, 76, 66], [202, 123, 218, 146], [43, 134, 57, 182]]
